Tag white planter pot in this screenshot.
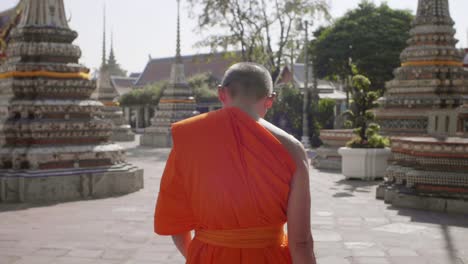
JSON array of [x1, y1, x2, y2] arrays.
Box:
[[338, 147, 392, 180]]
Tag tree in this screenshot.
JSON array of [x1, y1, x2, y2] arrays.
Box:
[[187, 0, 330, 79], [313, 1, 413, 92], [188, 72, 219, 103], [119, 81, 168, 106], [317, 98, 336, 129], [344, 74, 389, 148], [266, 84, 303, 139], [119, 73, 220, 107]]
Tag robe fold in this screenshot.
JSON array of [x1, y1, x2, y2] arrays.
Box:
[[155, 107, 296, 264]]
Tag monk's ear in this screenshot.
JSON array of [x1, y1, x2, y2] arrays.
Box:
[[264, 98, 273, 109], [218, 86, 226, 103], [264, 91, 276, 109]]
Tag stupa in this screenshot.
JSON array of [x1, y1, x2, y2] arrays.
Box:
[[140, 0, 197, 147], [93, 12, 134, 142], [0, 0, 143, 203], [375, 0, 468, 213]]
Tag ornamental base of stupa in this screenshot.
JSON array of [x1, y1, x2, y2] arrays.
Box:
[[311, 130, 354, 171], [111, 126, 136, 142], [140, 131, 172, 148], [0, 164, 143, 203], [376, 136, 468, 214], [312, 147, 342, 171], [101, 107, 135, 142]]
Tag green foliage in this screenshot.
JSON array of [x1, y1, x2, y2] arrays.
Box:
[[119, 73, 220, 107], [344, 73, 389, 149], [187, 0, 330, 78], [265, 85, 336, 146], [313, 1, 413, 92], [316, 98, 336, 129], [265, 84, 303, 139], [119, 81, 168, 106], [188, 73, 219, 103]]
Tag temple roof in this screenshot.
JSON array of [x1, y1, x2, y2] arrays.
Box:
[[134, 52, 239, 87], [276, 64, 346, 101], [111, 76, 138, 96], [129, 72, 141, 78]]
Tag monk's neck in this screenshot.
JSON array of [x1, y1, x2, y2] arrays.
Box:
[[230, 103, 261, 121]]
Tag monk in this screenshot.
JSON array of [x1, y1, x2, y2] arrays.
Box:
[[154, 62, 315, 264]]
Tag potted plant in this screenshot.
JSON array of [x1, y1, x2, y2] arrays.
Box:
[[338, 74, 391, 180]]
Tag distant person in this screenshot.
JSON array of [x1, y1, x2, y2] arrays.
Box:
[[154, 62, 316, 264]]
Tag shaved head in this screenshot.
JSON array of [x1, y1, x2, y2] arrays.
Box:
[[221, 62, 273, 101]]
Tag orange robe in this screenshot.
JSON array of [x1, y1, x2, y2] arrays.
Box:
[[154, 107, 296, 264]]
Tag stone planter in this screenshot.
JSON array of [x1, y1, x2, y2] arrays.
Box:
[[311, 129, 354, 171], [338, 147, 391, 180]]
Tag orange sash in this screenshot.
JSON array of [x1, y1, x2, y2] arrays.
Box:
[[195, 224, 287, 249]]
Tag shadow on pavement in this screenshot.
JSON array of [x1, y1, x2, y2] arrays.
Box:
[[387, 206, 467, 263], [331, 179, 382, 198], [387, 206, 468, 228]]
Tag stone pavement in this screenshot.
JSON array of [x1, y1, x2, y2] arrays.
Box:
[[0, 137, 467, 264]]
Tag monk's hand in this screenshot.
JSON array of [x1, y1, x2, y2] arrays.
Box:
[[172, 231, 192, 259]]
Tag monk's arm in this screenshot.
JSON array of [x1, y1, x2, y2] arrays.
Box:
[[287, 144, 316, 264], [172, 232, 192, 259]]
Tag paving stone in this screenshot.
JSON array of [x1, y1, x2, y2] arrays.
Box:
[[51, 257, 95, 264], [0, 255, 20, 264], [14, 256, 56, 264], [352, 248, 386, 257], [0, 246, 37, 257], [372, 223, 427, 234], [313, 230, 343, 242], [389, 256, 429, 264], [387, 247, 418, 257], [344, 242, 375, 249], [101, 248, 135, 260], [66, 249, 104, 259], [32, 248, 70, 257], [351, 257, 390, 264], [315, 211, 334, 217], [318, 256, 351, 264]]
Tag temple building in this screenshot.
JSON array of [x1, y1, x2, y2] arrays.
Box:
[[0, 0, 143, 203], [375, 0, 468, 213], [275, 63, 347, 128], [135, 52, 238, 87], [140, 0, 198, 147], [93, 10, 134, 142]]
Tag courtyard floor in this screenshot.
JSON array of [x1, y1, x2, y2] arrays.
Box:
[[0, 137, 467, 264]]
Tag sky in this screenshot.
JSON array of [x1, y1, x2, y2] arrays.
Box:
[[1, 0, 468, 75]]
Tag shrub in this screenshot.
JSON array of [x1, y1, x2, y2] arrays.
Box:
[[344, 74, 389, 148]]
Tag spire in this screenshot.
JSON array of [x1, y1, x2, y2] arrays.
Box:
[[168, 0, 187, 85], [400, 0, 460, 66], [101, 4, 107, 67], [175, 0, 182, 63], [108, 29, 117, 66], [414, 0, 453, 26], [18, 0, 70, 29], [111, 30, 114, 56]]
